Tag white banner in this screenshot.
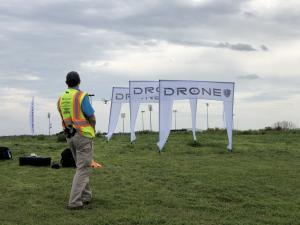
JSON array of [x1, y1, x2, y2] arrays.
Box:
[[129, 80, 199, 142], [159, 80, 234, 101], [106, 87, 129, 140], [129, 81, 159, 142], [129, 81, 159, 103], [158, 80, 234, 151]]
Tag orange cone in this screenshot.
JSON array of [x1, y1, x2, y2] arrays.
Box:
[[91, 159, 103, 169]]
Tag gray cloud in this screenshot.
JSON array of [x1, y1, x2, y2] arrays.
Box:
[[243, 11, 255, 18], [241, 89, 300, 102], [242, 93, 287, 102], [0, 0, 258, 102], [261, 45, 269, 51], [0, 0, 256, 52], [166, 39, 261, 52], [237, 74, 260, 80], [0, 0, 246, 28], [236, 75, 300, 103], [217, 42, 257, 51]]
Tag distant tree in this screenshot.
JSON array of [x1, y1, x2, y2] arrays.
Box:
[[264, 126, 273, 131], [272, 121, 296, 130]]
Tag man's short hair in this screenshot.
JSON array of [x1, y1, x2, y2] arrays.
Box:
[[66, 71, 81, 87]]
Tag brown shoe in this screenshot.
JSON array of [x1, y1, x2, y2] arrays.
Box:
[[83, 201, 90, 205]]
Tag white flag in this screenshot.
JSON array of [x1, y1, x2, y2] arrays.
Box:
[[29, 96, 35, 135]]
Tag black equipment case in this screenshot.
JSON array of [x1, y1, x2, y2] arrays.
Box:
[[19, 156, 51, 167]]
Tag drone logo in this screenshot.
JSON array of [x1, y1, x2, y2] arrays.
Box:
[[223, 89, 231, 98]]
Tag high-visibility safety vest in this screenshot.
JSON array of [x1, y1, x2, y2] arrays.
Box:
[[58, 88, 95, 138]]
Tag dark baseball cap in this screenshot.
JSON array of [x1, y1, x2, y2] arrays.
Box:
[[66, 71, 81, 87]]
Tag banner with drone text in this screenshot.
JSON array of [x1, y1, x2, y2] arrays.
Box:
[[106, 87, 130, 141], [157, 80, 234, 151], [129, 81, 198, 143], [129, 81, 159, 142]]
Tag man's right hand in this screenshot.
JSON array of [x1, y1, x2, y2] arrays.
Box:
[[87, 115, 96, 131]]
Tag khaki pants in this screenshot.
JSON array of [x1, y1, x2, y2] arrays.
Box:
[[67, 133, 93, 207]]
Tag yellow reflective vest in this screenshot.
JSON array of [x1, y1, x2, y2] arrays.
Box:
[[58, 88, 95, 138]]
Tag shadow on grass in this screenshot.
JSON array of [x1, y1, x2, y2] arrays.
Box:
[[84, 198, 113, 210], [187, 140, 227, 150]]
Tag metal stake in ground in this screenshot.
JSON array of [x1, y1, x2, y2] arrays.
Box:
[[148, 104, 153, 131]]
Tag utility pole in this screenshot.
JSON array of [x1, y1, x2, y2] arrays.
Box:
[[148, 104, 153, 131], [47, 112, 52, 136], [206, 103, 209, 130], [141, 110, 145, 131], [173, 109, 178, 130], [121, 113, 126, 133]]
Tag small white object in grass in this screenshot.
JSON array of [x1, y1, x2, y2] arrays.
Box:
[[30, 153, 37, 157]]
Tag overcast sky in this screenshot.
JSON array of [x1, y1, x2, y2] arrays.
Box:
[[1, 0, 300, 135]]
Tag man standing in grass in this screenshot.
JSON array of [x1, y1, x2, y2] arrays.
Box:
[[57, 71, 96, 210]]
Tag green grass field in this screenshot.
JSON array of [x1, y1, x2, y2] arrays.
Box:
[[0, 131, 299, 225]]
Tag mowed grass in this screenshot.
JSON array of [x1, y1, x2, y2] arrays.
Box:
[[0, 131, 299, 225]]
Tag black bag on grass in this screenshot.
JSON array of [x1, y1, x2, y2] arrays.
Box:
[[19, 156, 51, 166], [60, 148, 76, 167], [0, 147, 12, 160]]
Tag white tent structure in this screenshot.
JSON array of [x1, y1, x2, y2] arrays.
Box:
[[157, 80, 235, 151], [129, 80, 198, 143], [129, 81, 159, 142], [106, 87, 129, 141]]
